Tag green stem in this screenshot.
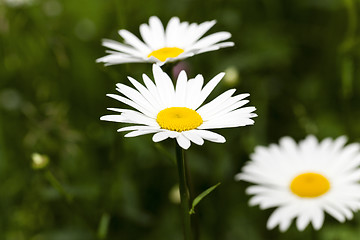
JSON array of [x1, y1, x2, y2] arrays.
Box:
[[0, 111, 6, 174], [97, 212, 110, 240], [44, 170, 73, 203], [175, 141, 193, 240], [310, 227, 319, 240], [340, 0, 357, 98], [343, 0, 357, 51]]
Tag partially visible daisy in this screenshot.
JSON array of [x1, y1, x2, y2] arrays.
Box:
[[235, 135, 360, 232], [96, 16, 234, 66], [101, 64, 256, 149]]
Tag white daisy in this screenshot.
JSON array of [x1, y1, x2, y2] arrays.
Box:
[[100, 64, 256, 149], [235, 135, 360, 232], [96, 16, 234, 66]]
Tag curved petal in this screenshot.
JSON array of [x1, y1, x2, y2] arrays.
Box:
[[182, 130, 204, 146], [176, 134, 191, 149], [152, 131, 170, 142], [118, 29, 150, 53], [194, 130, 225, 143], [100, 115, 125, 122]]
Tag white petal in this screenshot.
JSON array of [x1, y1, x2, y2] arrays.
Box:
[[204, 98, 250, 121], [121, 111, 158, 126], [323, 204, 346, 222], [127, 76, 162, 112], [118, 29, 150, 53], [182, 130, 204, 146], [336, 169, 360, 184], [195, 41, 235, 54], [267, 205, 300, 231], [152, 64, 175, 106], [185, 20, 216, 46], [100, 115, 125, 122], [195, 130, 225, 143], [176, 134, 191, 149], [139, 23, 157, 50], [96, 54, 145, 65], [279, 218, 293, 232], [165, 17, 180, 45], [193, 72, 225, 110], [152, 131, 170, 142], [107, 108, 137, 113], [201, 95, 252, 121], [124, 129, 159, 137], [174, 70, 188, 106], [199, 112, 256, 129], [311, 208, 324, 230], [190, 31, 232, 50], [279, 137, 299, 155], [101, 39, 143, 57], [170, 21, 189, 47], [197, 89, 236, 117], [296, 211, 311, 231], [142, 73, 164, 108], [106, 94, 153, 117], [117, 125, 159, 132], [267, 206, 293, 231], [148, 16, 165, 49], [116, 83, 158, 116], [186, 75, 204, 108]]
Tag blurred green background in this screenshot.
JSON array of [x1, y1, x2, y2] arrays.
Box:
[[1, 0, 360, 239]]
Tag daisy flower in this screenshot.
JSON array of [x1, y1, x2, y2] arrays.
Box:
[[100, 64, 256, 149], [235, 135, 360, 232], [96, 16, 234, 66]]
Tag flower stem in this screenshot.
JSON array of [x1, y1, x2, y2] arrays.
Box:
[[175, 141, 193, 240], [310, 227, 318, 240], [44, 170, 73, 203]]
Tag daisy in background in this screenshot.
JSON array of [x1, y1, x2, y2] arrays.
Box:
[[101, 64, 256, 149], [235, 135, 360, 232], [96, 16, 234, 66]]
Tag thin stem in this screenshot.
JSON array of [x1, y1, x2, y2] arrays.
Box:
[[0, 111, 6, 173], [175, 141, 193, 240], [310, 227, 319, 240], [342, 0, 357, 52], [97, 212, 111, 240], [340, 0, 357, 99], [44, 170, 73, 203]]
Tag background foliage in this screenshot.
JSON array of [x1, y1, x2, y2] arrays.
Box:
[[1, 0, 360, 239]]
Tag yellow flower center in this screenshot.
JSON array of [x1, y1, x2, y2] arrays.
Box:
[[290, 172, 330, 198], [147, 47, 184, 62], [156, 107, 203, 132]]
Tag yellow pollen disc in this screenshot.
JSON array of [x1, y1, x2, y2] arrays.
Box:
[[156, 107, 203, 132], [147, 47, 184, 62], [290, 172, 330, 198]]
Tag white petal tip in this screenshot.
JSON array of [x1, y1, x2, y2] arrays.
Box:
[[100, 115, 124, 122], [217, 72, 226, 79], [152, 63, 162, 71], [234, 173, 242, 181]]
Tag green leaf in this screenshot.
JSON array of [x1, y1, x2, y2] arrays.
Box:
[[189, 182, 221, 215]]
